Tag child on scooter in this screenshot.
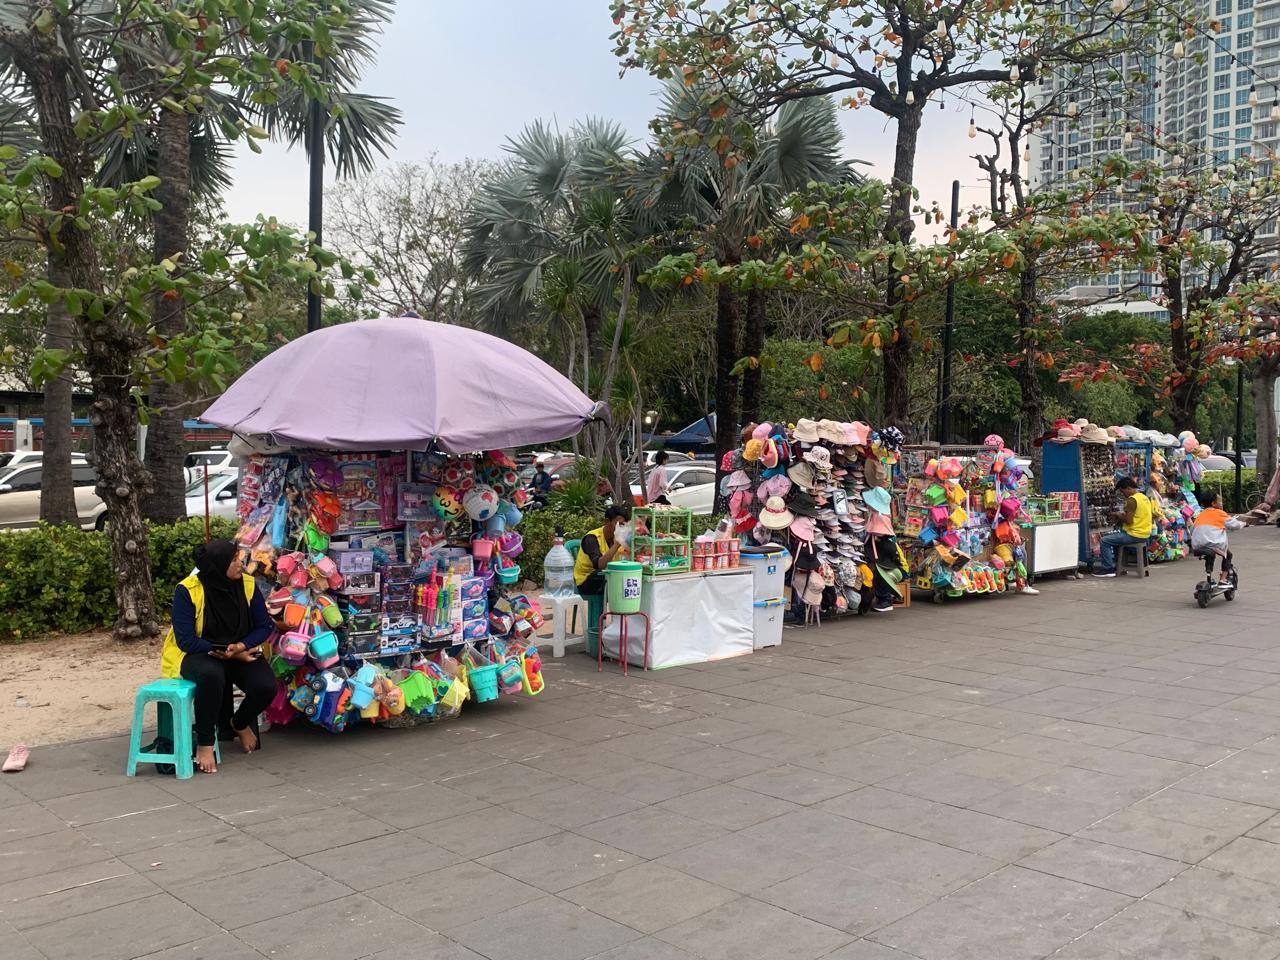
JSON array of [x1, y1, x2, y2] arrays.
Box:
[[1191, 492, 1245, 583]]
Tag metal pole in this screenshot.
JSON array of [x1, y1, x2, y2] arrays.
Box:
[[1235, 361, 1245, 511], [305, 39, 324, 333], [939, 179, 960, 443]]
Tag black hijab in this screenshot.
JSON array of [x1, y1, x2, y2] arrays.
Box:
[[194, 538, 248, 646]]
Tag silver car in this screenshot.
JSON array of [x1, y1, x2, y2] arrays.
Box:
[[0, 462, 106, 530]]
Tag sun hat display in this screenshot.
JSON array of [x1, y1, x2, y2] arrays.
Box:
[[793, 418, 820, 443], [730, 489, 752, 516], [875, 563, 906, 598], [727, 469, 752, 490], [788, 461, 818, 490], [759, 496, 795, 529], [816, 419, 844, 443], [759, 473, 792, 499], [790, 515, 816, 541], [762, 437, 780, 469], [743, 438, 765, 461], [752, 422, 773, 440], [863, 486, 892, 515], [1080, 423, 1113, 444], [866, 512, 895, 536], [847, 421, 871, 446]]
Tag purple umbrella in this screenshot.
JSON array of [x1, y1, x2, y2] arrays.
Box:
[[202, 317, 603, 453]]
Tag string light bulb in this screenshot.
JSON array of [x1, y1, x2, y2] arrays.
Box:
[[1250, 85, 1259, 108], [748, 3, 759, 19], [1023, 143, 1031, 163], [1111, 0, 1125, 12], [905, 90, 915, 105], [830, 53, 841, 70], [1067, 100, 1079, 118], [968, 112, 977, 139], [1124, 128, 1134, 146], [1009, 63, 1020, 82], [1271, 97, 1280, 121], [1172, 40, 1184, 59], [935, 19, 947, 39]]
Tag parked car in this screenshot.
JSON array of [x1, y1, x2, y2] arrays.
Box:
[[184, 449, 240, 485], [0, 450, 88, 470], [629, 462, 717, 513], [0, 461, 106, 530], [184, 468, 240, 520], [1200, 454, 1237, 472]]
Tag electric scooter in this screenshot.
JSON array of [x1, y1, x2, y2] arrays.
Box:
[[1193, 548, 1239, 608]]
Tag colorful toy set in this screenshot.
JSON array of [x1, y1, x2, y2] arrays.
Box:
[[232, 446, 548, 735]]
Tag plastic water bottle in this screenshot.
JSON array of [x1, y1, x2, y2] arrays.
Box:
[[543, 532, 576, 599]]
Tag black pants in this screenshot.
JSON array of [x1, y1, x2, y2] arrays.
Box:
[[180, 652, 277, 747]]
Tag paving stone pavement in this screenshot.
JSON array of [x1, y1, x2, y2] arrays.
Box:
[[4, 531, 1280, 960]]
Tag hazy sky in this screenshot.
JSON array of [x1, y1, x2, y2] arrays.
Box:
[[223, 0, 985, 231]]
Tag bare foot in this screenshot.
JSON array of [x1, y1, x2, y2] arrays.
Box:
[[195, 745, 218, 774], [233, 724, 259, 754]]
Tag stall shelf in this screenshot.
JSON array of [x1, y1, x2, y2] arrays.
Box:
[[1038, 438, 1118, 569], [631, 506, 692, 576]]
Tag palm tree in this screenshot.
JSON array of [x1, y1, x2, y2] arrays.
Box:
[[95, 0, 402, 522], [636, 86, 855, 455]]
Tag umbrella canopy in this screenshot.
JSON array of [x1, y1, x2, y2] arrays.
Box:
[[202, 317, 602, 453]]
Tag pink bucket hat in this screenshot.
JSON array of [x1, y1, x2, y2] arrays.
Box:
[[727, 469, 752, 491], [752, 422, 773, 440], [729, 489, 752, 516], [846, 422, 871, 446], [789, 515, 815, 541], [758, 474, 792, 500]]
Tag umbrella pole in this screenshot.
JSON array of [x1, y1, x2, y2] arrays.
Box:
[[203, 465, 210, 543]]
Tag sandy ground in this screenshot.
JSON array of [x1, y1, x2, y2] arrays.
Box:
[[0, 633, 158, 751]]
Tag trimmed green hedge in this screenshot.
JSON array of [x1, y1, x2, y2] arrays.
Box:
[[1199, 469, 1262, 513], [0, 518, 237, 642]]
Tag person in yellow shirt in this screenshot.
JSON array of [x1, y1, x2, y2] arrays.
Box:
[[1094, 476, 1152, 578]]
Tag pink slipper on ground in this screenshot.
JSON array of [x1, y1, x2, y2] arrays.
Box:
[[3, 743, 29, 772]]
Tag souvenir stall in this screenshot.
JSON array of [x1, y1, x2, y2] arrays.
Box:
[[200, 316, 600, 732], [720, 417, 909, 623], [1037, 422, 1120, 570], [1147, 429, 1210, 562], [599, 505, 755, 669], [896, 438, 1038, 601]]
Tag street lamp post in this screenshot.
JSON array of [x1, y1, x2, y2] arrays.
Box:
[[304, 38, 325, 334], [1235, 360, 1245, 510], [939, 179, 960, 443]]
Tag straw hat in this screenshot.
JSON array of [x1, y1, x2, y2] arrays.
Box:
[[759, 496, 795, 530]]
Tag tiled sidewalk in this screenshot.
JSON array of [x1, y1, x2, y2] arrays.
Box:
[[5, 531, 1280, 960]]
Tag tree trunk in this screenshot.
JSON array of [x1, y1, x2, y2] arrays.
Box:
[[713, 282, 742, 493], [1252, 356, 1278, 493], [39, 254, 78, 524], [1014, 262, 1045, 446], [15, 27, 158, 640], [881, 104, 922, 428], [740, 287, 765, 424], [140, 109, 192, 524]]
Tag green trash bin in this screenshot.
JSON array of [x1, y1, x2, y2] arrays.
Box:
[[606, 560, 644, 614]]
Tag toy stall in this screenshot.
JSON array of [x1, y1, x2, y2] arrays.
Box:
[[599, 504, 756, 670], [201, 316, 600, 732], [1037, 426, 1120, 571], [895, 438, 1037, 601]]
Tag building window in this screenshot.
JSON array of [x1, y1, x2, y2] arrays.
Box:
[[1238, 107, 1254, 123], [1215, 54, 1233, 71], [1215, 111, 1231, 127], [1216, 92, 1232, 109], [1217, 0, 1232, 13], [1240, 12, 1253, 27], [1238, 88, 1253, 105], [1215, 74, 1232, 90], [1239, 50, 1254, 65], [1241, 0, 1253, 10], [1237, 126, 1252, 140], [1239, 30, 1252, 47]]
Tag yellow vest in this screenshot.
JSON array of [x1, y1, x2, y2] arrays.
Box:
[[1123, 493, 1153, 540], [160, 573, 258, 678], [573, 526, 607, 586]]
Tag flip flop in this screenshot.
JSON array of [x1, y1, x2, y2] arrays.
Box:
[[3, 743, 29, 772]]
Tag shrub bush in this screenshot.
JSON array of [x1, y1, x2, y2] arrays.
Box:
[[0, 518, 236, 642], [1198, 469, 1261, 512]]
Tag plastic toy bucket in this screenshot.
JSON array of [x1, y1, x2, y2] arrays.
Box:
[[606, 561, 644, 614], [468, 664, 500, 702], [496, 564, 521, 585]]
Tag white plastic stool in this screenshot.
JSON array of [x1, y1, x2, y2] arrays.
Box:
[[538, 593, 587, 658]]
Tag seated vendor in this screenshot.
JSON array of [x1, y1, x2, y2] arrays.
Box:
[[1094, 477, 1152, 578], [159, 538, 278, 774], [573, 504, 632, 596]]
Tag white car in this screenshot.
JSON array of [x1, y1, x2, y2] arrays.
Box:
[[184, 449, 240, 485], [630, 462, 718, 514], [1199, 455, 1237, 472], [0, 461, 106, 530], [0, 450, 88, 470], [185, 469, 240, 520]]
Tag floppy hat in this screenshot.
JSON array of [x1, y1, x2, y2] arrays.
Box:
[[759, 496, 795, 529], [759, 474, 792, 499], [792, 418, 820, 443], [788, 488, 820, 516], [743, 438, 765, 461], [1080, 424, 1114, 444], [863, 458, 890, 489], [867, 512, 895, 536], [790, 516, 815, 541], [752, 422, 774, 440], [761, 437, 780, 469], [847, 421, 871, 446], [788, 461, 818, 490], [803, 446, 833, 472], [863, 486, 892, 515], [875, 564, 906, 598], [730, 489, 752, 515], [733, 511, 757, 534], [816, 419, 844, 443], [727, 469, 752, 490]]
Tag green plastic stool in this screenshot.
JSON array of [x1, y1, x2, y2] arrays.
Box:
[[126, 679, 218, 779]]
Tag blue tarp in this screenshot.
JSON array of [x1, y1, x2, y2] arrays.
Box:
[[653, 414, 716, 452]]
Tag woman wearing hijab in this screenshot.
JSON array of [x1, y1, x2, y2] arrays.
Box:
[[159, 538, 277, 773]]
